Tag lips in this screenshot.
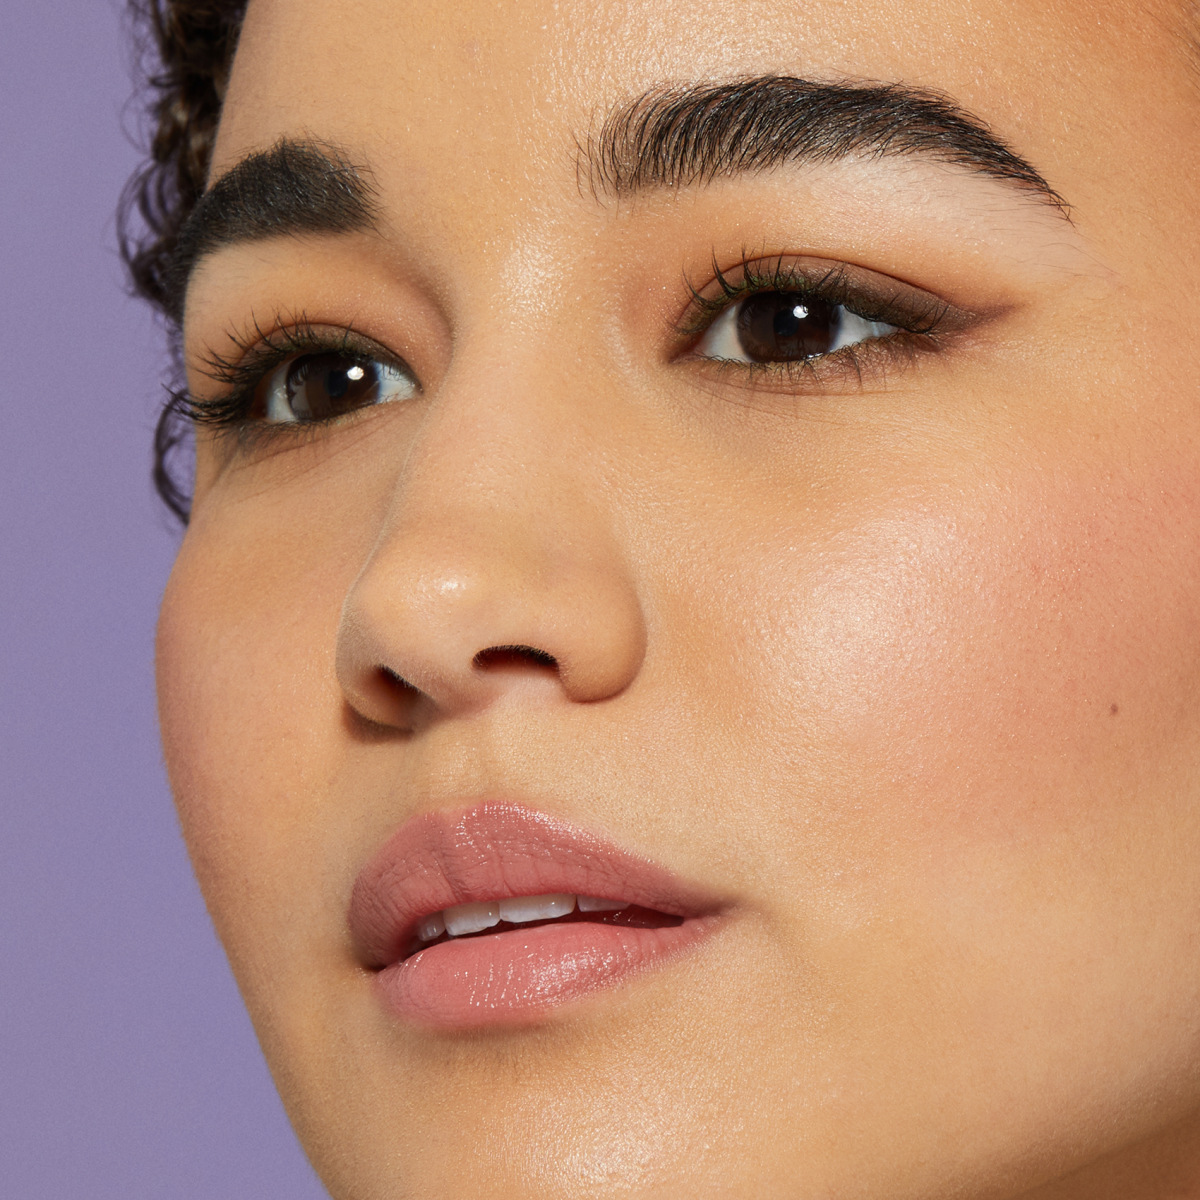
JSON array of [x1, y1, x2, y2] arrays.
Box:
[[348, 803, 722, 1029]]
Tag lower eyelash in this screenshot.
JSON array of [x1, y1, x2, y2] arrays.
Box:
[[696, 326, 939, 393]]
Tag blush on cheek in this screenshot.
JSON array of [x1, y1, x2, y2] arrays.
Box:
[[777, 462, 1200, 850]]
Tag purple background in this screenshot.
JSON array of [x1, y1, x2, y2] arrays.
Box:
[[1, 2, 326, 1195]]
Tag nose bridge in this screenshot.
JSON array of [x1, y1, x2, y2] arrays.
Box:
[[335, 342, 647, 725], [404, 348, 589, 552], [389, 337, 612, 597]]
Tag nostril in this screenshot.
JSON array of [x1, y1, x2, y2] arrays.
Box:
[[379, 666, 421, 696], [473, 645, 558, 671]]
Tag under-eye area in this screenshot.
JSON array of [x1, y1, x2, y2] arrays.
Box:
[[403, 894, 684, 959]]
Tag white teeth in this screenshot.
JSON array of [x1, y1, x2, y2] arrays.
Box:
[[577, 895, 630, 912], [442, 901, 500, 937], [419, 893, 633, 943], [417, 910, 446, 942], [498, 893, 576, 924]]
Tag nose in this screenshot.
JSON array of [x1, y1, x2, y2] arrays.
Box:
[[335, 367, 647, 731]]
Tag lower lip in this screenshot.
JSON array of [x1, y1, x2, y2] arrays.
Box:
[[376, 916, 717, 1030]]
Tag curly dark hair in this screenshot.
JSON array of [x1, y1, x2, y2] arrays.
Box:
[[119, 0, 246, 523]]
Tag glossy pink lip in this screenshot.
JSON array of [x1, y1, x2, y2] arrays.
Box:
[[349, 803, 723, 1030]]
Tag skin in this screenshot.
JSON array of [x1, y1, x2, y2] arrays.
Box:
[[157, 0, 1200, 1195]]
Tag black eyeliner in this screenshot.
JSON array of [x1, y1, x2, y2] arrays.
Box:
[[678, 254, 952, 342]]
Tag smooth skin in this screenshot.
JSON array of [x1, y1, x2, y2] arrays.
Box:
[[159, 0, 1200, 1195]]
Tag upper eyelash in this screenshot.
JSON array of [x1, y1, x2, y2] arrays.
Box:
[[184, 313, 384, 429], [677, 254, 952, 343]]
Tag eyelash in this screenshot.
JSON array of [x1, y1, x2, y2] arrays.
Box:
[[185, 315, 403, 435], [185, 259, 953, 433], [677, 255, 951, 384]]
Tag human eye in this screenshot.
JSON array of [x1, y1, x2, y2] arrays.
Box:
[[257, 351, 417, 423], [698, 292, 897, 363], [186, 318, 420, 433], [682, 256, 956, 385]]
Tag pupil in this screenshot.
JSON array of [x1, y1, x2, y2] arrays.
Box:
[[325, 366, 351, 400], [738, 292, 839, 362], [773, 302, 809, 340]]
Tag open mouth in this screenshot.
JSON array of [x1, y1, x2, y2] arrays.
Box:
[[406, 893, 684, 957], [350, 803, 725, 1029]]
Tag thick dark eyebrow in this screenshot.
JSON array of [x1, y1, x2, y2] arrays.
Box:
[[583, 76, 1068, 215], [167, 139, 377, 322]]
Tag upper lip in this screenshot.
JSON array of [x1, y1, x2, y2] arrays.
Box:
[[348, 802, 722, 968]]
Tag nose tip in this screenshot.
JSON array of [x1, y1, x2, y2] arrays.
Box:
[[335, 528, 646, 731]]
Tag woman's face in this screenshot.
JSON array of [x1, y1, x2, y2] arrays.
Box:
[[159, 0, 1200, 1194]]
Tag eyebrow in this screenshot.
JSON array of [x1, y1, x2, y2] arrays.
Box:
[[584, 76, 1068, 212], [166, 139, 377, 322], [170, 76, 1067, 319]]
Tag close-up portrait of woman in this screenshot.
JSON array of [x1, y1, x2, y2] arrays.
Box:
[[10, 0, 1200, 1195]]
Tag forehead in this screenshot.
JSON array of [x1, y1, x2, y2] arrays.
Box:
[[216, 0, 1188, 186]]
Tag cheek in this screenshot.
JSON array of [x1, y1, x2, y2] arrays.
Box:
[[154, 500, 361, 990], [799, 478, 1200, 815], [728, 451, 1200, 933]]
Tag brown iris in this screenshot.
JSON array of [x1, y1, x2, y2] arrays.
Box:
[[284, 353, 382, 420], [736, 292, 840, 361]]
